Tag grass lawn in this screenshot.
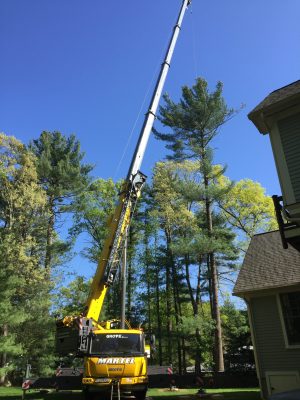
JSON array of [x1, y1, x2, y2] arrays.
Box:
[[0, 387, 261, 400], [148, 388, 261, 400]]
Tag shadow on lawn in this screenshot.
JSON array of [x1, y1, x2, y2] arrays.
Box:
[[8, 391, 84, 400], [219, 392, 260, 400], [151, 392, 260, 400], [5, 391, 260, 400]]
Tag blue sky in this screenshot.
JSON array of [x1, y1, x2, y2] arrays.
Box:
[[1, 0, 300, 280]]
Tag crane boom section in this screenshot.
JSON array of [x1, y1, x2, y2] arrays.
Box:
[[86, 0, 191, 323], [127, 0, 191, 182], [86, 173, 146, 322], [85, 192, 128, 321]]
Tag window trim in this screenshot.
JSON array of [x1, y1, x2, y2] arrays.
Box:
[[277, 292, 300, 349]]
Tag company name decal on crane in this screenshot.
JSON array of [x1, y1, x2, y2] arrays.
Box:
[[106, 334, 128, 339], [97, 357, 135, 365]]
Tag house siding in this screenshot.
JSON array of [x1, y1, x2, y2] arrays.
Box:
[[278, 113, 300, 203], [250, 295, 300, 397]]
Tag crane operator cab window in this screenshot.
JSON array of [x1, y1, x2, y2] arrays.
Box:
[[90, 333, 144, 356]]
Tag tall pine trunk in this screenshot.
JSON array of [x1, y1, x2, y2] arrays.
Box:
[[204, 177, 224, 372], [184, 255, 202, 374], [181, 337, 187, 374], [170, 250, 182, 374], [145, 240, 152, 333], [165, 229, 173, 366], [185, 255, 198, 315], [45, 197, 55, 271], [210, 252, 224, 372], [154, 255, 163, 365], [0, 324, 8, 385]]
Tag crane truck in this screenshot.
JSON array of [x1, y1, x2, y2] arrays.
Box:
[[55, 2, 191, 399]]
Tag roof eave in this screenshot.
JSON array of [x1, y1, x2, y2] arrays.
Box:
[[233, 281, 300, 298], [248, 92, 300, 134]]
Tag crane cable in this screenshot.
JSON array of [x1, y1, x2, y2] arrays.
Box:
[[113, 4, 180, 181], [190, 1, 199, 80], [112, 71, 156, 182]]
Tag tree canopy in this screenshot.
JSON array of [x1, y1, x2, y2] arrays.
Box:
[[0, 79, 276, 383]]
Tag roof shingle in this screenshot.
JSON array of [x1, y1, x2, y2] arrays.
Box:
[[248, 80, 300, 133], [233, 230, 300, 296]]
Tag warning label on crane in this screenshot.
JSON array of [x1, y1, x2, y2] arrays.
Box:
[[22, 380, 32, 390], [79, 318, 93, 353]]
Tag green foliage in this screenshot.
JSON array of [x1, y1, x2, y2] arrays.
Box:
[[177, 303, 215, 369], [0, 89, 272, 381], [69, 178, 122, 319], [153, 78, 242, 372], [154, 78, 236, 161], [29, 131, 93, 270], [70, 178, 119, 263], [136, 159, 237, 371], [0, 131, 95, 382], [30, 131, 93, 201], [0, 133, 52, 382], [218, 177, 277, 250], [221, 299, 254, 371], [54, 276, 90, 318], [17, 283, 56, 376], [222, 300, 250, 349], [151, 161, 197, 237]]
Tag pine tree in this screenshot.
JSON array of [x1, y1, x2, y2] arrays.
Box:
[[0, 134, 50, 383], [149, 161, 201, 371], [71, 178, 119, 264], [30, 131, 93, 272], [154, 78, 237, 372]]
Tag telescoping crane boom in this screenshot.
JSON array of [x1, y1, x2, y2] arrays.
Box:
[[87, 0, 191, 324], [56, 1, 191, 399]]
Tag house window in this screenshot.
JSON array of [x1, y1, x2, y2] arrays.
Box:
[[280, 291, 300, 346]]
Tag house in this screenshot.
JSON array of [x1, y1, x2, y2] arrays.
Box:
[[248, 80, 300, 251], [233, 230, 300, 399]]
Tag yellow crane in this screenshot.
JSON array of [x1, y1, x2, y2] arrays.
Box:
[[56, 2, 191, 399]]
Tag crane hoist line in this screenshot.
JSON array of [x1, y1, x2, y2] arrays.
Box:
[[55, 1, 191, 400]]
